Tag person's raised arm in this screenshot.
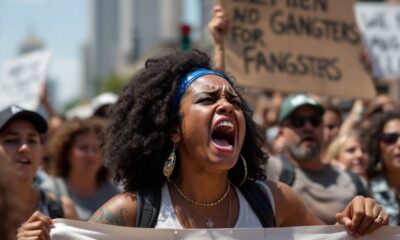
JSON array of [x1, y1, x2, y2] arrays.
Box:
[[208, 4, 229, 70], [339, 99, 365, 135], [40, 82, 63, 130]]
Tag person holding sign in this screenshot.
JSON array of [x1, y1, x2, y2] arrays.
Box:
[[18, 50, 389, 239], [209, 1, 376, 100]]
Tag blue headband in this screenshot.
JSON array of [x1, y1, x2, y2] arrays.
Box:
[[172, 68, 233, 111]]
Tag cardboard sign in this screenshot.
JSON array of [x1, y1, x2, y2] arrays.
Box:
[[0, 50, 52, 110], [51, 219, 400, 240], [355, 3, 400, 79], [222, 0, 376, 99]]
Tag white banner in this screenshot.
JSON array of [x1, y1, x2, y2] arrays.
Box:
[[51, 219, 400, 240], [0, 50, 52, 111], [355, 3, 400, 79]]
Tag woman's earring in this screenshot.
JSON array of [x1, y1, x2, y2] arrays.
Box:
[[163, 143, 177, 182], [375, 160, 383, 173], [238, 154, 248, 186]]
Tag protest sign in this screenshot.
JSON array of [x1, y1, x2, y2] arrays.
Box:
[[51, 219, 400, 240], [355, 3, 400, 79], [222, 0, 376, 99], [0, 50, 52, 110]]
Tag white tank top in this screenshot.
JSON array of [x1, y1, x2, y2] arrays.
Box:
[[155, 181, 275, 229]]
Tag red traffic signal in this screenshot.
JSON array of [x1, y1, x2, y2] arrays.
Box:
[[181, 24, 191, 35], [180, 23, 191, 51]]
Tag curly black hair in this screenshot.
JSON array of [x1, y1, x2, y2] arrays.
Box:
[[366, 111, 400, 179], [104, 49, 268, 192]]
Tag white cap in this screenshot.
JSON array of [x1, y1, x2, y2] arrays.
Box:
[[65, 103, 93, 120], [91, 92, 118, 113]]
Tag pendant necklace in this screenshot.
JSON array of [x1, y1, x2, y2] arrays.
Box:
[[174, 183, 232, 228]]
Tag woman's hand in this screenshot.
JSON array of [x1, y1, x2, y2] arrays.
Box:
[[17, 211, 52, 240], [335, 196, 389, 238]]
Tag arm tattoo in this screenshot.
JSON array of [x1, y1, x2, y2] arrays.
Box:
[[90, 208, 128, 226]]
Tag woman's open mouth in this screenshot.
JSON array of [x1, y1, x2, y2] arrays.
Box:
[[211, 120, 235, 153], [17, 158, 32, 165]]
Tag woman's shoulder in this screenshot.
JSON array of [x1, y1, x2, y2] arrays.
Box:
[[264, 179, 323, 227], [89, 192, 138, 227]]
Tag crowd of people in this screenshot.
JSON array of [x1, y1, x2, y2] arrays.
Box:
[[2, 2, 400, 240]]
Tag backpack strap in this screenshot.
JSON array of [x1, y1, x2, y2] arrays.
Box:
[[279, 155, 296, 186], [346, 170, 369, 197], [239, 181, 276, 227], [40, 189, 65, 219], [136, 183, 276, 228], [135, 188, 161, 228]]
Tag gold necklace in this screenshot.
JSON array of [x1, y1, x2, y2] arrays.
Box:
[[174, 185, 233, 228], [173, 181, 231, 207]]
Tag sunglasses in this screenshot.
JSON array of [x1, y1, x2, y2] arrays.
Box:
[[380, 132, 400, 144], [287, 114, 322, 128]]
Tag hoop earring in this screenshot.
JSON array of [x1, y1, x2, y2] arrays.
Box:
[[163, 143, 177, 182], [238, 154, 248, 186]]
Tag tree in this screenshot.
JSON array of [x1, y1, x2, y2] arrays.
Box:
[[99, 72, 128, 94]]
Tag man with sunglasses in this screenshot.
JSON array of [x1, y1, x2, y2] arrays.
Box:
[[265, 94, 370, 224]]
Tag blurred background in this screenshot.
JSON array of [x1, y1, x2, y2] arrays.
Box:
[[1, 0, 399, 115], [0, 0, 217, 113]]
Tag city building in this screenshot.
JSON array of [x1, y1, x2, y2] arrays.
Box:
[[83, 0, 185, 98]]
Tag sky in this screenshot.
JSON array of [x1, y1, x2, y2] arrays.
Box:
[[0, 0, 200, 112], [0, 0, 87, 111]]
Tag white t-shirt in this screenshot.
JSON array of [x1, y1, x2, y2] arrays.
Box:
[[155, 181, 275, 229]]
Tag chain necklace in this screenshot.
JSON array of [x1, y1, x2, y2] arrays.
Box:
[[174, 183, 232, 228], [173, 180, 231, 207]]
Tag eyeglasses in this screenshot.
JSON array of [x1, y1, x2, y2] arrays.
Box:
[[380, 132, 400, 144], [287, 114, 322, 128]]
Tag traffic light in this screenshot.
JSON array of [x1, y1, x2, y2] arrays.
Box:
[[181, 24, 191, 51]]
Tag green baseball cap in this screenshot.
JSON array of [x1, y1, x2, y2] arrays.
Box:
[[278, 94, 325, 125]]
